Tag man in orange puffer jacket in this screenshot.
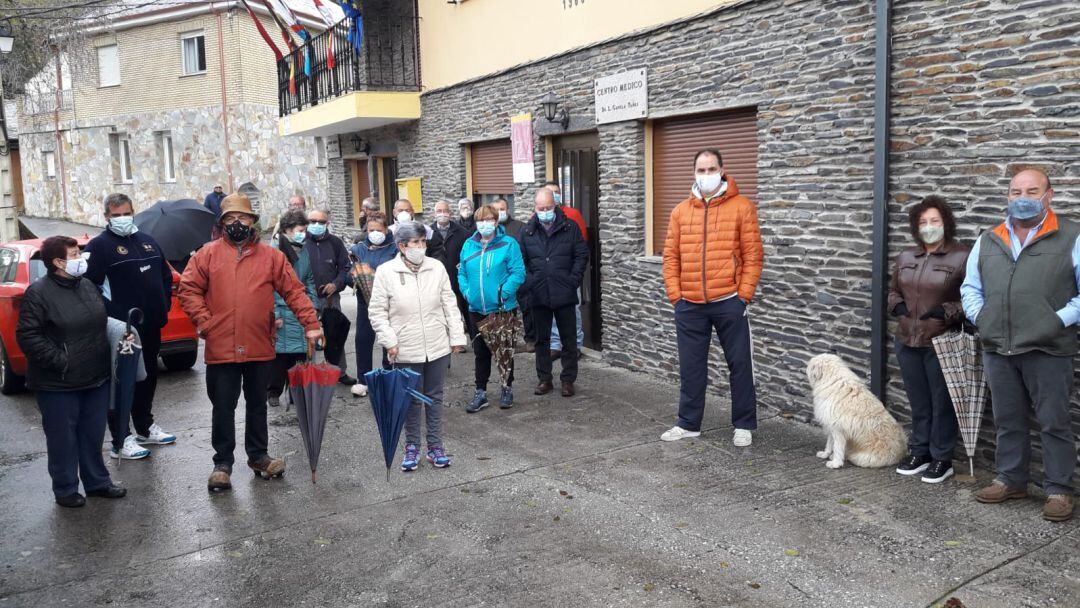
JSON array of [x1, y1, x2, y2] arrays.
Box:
[[660, 149, 764, 447]]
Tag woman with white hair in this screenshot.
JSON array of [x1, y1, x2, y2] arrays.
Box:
[[368, 221, 467, 472]]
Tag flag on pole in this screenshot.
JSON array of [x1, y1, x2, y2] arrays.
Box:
[[239, 0, 283, 60], [330, 1, 363, 55], [312, 0, 337, 69]]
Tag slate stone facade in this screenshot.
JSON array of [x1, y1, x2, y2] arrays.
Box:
[[333, 0, 1080, 468]]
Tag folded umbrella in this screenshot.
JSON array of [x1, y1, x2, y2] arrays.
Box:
[[134, 199, 217, 261], [932, 329, 988, 477], [475, 309, 523, 388], [320, 306, 352, 370], [287, 344, 340, 483], [112, 308, 144, 471], [365, 367, 434, 481]]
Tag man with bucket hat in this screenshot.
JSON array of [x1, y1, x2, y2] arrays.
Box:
[[179, 193, 323, 492]]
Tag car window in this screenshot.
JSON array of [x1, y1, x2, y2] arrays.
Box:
[[0, 248, 16, 283], [28, 245, 87, 283]]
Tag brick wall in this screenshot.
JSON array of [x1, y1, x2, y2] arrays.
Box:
[[334, 0, 1080, 469]]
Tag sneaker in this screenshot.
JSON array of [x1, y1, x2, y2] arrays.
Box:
[[426, 446, 451, 468], [351, 383, 368, 398], [733, 428, 753, 447], [110, 435, 150, 460], [500, 386, 514, 409], [401, 444, 420, 472], [267, 395, 280, 408], [135, 423, 177, 445], [1043, 494, 1075, 522], [896, 454, 932, 476], [660, 426, 700, 442], [974, 479, 1028, 504], [465, 389, 489, 413], [921, 460, 954, 484]]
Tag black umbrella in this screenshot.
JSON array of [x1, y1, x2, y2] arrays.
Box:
[[134, 199, 217, 261]]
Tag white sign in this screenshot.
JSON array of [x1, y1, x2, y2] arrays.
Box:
[[594, 68, 647, 125], [326, 136, 341, 159]]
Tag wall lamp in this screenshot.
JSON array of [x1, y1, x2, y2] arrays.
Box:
[[541, 92, 569, 129]]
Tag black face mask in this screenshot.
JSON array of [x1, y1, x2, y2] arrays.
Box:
[[224, 222, 253, 243]]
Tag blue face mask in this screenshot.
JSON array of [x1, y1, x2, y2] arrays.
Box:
[[476, 221, 497, 237], [308, 223, 327, 237], [537, 209, 555, 223], [291, 230, 306, 244], [1008, 194, 1045, 221], [109, 216, 138, 237], [552, 193, 562, 205]]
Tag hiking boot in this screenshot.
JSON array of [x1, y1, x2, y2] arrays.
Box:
[[974, 480, 1027, 504], [733, 428, 753, 447], [500, 386, 514, 409], [267, 395, 281, 408], [110, 435, 150, 460], [895, 454, 932, 476], [1043, 495, 1075, 522], [55, 493, 85, 508], [660, 426, 700, 442], [339, 374, 358, 386], [921, 460, 954, 484], [561, 382, 575, 397], [208, 464, 232, 492], [401, 443, 420, 472], [534, 382, 554, 396], [465, 389, 489, 413], [248, 456, 286, 480], [135, 423, 177, 445], [426, 446, 451, 468], [86, 484, 127, 499]]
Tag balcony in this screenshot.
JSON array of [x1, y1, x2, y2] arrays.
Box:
[[277, 4, 421, 138]]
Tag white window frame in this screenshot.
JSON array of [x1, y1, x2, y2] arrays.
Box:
[[110, 133, 133, 184], [157, 131, 176, 182], [315, 136, 328, 168], [180, 31, 206, 76], [97, 44, 120, 87], [43, 151, 56, 180]]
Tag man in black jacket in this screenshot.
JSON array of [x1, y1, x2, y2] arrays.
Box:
[[86, 193, 177, 457], [204, 185, 225, 216], [304, 208, 356, 384], [429, 199, 472, 338], [520, 188, 589, 397]]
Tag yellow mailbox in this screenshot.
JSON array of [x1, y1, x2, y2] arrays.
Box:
[[395, 177, 423, 213]]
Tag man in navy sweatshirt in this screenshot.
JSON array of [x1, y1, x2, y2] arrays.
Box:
[[86, 193, 178, 459]]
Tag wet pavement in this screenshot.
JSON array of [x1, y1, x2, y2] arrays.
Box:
[[2, 294, 1079, 607]]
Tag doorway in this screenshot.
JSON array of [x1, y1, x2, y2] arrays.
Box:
[[554, 132, 602, 351], [380, 156, 399, 216], [350, 158, 371, 226]]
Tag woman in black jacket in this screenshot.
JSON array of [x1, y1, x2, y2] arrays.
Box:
[[16, 236, 126, 507]]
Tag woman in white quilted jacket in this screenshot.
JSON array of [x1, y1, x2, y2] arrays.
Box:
[[368, 221, 467, 473]]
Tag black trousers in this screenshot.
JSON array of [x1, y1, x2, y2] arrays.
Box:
[[470, 311, 514, 389], [207, 361, 271, 466], [267, 352, 306, 399], [895, 339, 959, 461], [131, 323, 161, 437], [532, 304, 578, 384], [37, 383, 112, 498], [519, 291, 535, 343]]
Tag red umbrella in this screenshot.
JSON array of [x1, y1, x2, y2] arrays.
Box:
[[287, 343, 339, 483]]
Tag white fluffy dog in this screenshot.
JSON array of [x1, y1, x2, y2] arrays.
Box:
[[806, 354, 907, 469]]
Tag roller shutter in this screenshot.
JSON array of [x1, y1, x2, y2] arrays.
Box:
[[471, 139, 513, 194], [652, 108, 759, 253]]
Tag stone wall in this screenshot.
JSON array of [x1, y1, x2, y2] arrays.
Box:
[[334, 0, 1080, 469], [20, 103, 327, 229]]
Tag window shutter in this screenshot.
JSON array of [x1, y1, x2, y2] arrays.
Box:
[[470, 139, 513, 194], [97, 45, 120, 87], [652, 108, 759, 253]]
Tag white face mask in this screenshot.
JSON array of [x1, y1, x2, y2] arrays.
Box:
[[695, 173, 724, 195], [497, 211, 508, 223], [459, 209, 472, 219], [368, 231, 386, 245], [396, 211, 413, 223], [435, 212, 451, 225], [403, 246, 426, 265], [919, 225, 945, 245], [64, 258, 88, 278]]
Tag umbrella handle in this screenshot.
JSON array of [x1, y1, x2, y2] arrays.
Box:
[[306, 336, 325, 362], [125, 307, 144, 334]]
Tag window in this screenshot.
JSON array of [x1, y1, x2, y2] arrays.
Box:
[[469, 139, 514, 210], [43, 151, 56, 180], [315, 137, 327, 168], [181, 32, 206, 75], [0, 248, 17, 283], [110, 133, 132, 183], [97, 44, 120, 87], [156, 131, 176, 182]]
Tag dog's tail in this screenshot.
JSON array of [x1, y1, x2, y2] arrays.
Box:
[[848, 421, 908, 468]]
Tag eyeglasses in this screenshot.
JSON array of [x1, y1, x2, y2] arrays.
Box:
[[309, 220, 328, 225]]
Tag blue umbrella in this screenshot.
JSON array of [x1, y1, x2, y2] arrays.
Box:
[[365, 368, 434, 481], [112, 308, 144, 470]]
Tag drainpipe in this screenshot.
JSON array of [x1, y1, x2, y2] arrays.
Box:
[[869, 0, 892, 401], [215, 8, 235, 191], [53, 50, 70, 216]]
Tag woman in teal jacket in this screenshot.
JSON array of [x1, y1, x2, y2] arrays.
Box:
[[458, 205, 526, 412], [267, 209, 319, 407]]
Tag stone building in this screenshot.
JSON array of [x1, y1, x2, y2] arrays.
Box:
[[283, 0, 1079, 468], [17, 2, 332, 229]]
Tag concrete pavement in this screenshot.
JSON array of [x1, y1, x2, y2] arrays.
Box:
[[1, 294, 1077, 607]]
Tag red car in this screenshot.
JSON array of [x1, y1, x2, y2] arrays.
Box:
[[0, 236, 198, 394]]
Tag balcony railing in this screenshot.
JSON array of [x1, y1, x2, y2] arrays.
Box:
[[278, 12, 420, 118]]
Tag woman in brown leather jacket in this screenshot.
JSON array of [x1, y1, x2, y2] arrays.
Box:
[[887, 195, 970, 484]]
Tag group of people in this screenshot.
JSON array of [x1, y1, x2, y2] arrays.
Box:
[[16, 151, 1075, 523]]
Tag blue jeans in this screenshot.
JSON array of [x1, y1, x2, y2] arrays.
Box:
[[37, 383, 112, 498], [550, 305, 584, 350]]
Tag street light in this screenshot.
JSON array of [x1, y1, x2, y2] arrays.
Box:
[[541, 92, 569, 129]]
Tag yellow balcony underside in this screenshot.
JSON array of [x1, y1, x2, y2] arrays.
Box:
[[278, 91, 421, 138]]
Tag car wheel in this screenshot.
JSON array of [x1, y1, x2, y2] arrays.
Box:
[[1, 340, 26, 395], [161, 350, 198, 372]]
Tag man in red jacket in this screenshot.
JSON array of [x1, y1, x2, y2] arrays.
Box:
[[179, 193, 323, 492]]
